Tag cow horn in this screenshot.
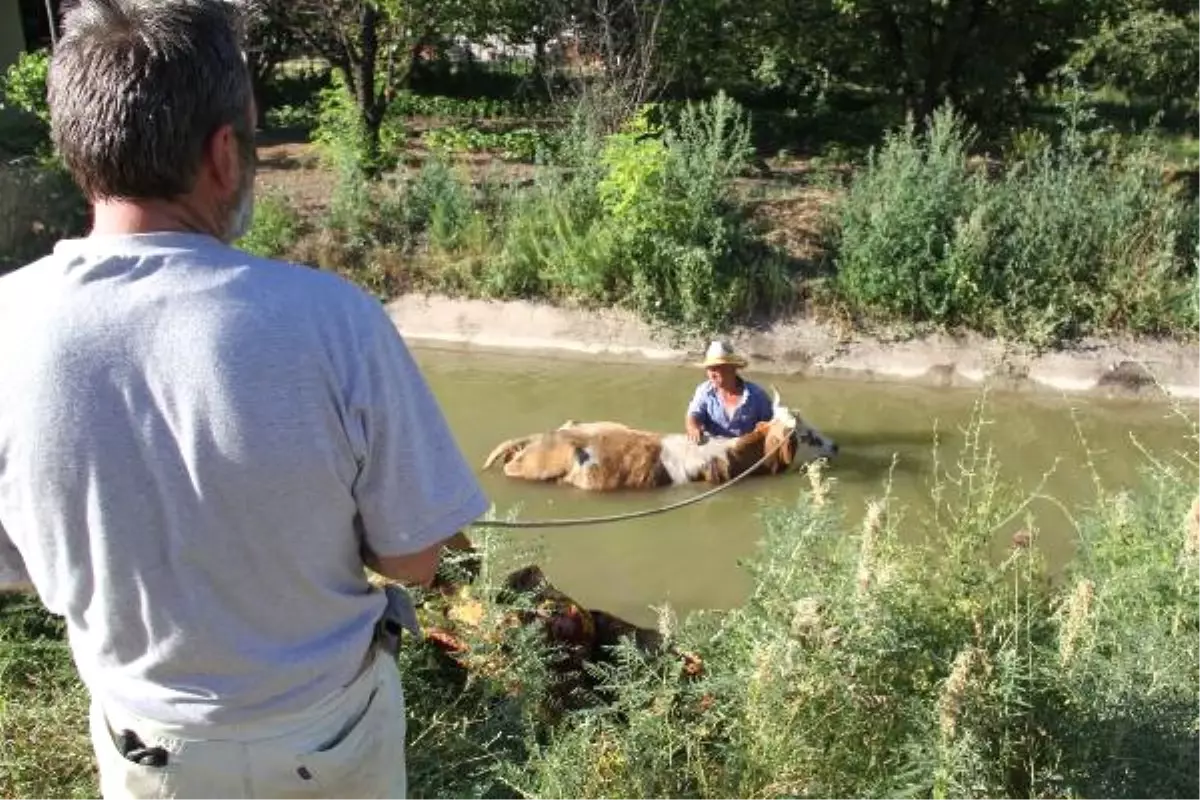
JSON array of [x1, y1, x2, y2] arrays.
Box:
[[771, 384, 781, 406]]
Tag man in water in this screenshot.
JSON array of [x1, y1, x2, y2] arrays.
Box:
[[684, 340, 776, 443], [0, 1, 487, 797]]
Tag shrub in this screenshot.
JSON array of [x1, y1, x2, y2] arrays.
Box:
[[310, 73, 404, 176], [422, 124, 558, 162], [236, 191, 303, 259], [829, 105, 1198, 345], [304, 92, 784, 336], [497, 170, 617, 301], [0, 50, 49, 124], [0, 49, 51, 159], [502, 401, 1200, 800], [0, 164, 89, 275], [389, 91, 556, 122], [491, 92, 793, 336]]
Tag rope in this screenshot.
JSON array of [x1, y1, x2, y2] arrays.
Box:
[[469, 432, 794, 529]]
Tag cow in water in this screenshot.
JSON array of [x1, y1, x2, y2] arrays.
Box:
[[482, 387, 837, 491]]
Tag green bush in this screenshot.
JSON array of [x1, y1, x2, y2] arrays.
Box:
[[236, 191, 302, 259], [0, 49, 51, 159], [422, 124, 557, 162], [497, 168, 617, 300], [829, 105, 1198, 345], [0, 164, 89, 274], [264, 103, 318, 131], [389, 90, 553, 121], [490, 92, 792, 335], [310, 73, 404, 176], [0, 49, 50, 125], [335, 92, 792, 335]]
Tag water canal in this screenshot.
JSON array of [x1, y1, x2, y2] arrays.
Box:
[[413, 346, 1196, 627]]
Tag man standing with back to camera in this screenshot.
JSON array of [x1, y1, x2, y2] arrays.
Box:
[[0, 1, 490, 797]]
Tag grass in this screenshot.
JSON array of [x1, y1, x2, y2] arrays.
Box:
[[3, 396, 1197, 799], [0, 596, 93, 798]]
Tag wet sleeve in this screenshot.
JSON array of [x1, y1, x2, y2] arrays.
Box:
[[1, 517, 32, 590], [348, 304, 491, 558]]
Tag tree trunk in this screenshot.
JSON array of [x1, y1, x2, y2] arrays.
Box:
[[355, 4, 384, 175], [246, 55, 275, 130], [533, 33, 548, 87]]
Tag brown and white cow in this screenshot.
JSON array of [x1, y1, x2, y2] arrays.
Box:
[[482, 387, 837, 491]]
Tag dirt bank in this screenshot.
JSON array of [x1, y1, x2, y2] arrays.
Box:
[[386, 294, 1200, 401]]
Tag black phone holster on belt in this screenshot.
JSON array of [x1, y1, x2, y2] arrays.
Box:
[[374, 584, 422, 657]]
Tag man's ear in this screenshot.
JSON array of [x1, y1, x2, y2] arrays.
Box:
[[204, 122, 242, 197]]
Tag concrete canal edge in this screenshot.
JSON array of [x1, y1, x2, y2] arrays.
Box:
[[386, 294, 1200, 402]]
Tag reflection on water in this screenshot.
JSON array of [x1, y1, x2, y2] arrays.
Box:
[[413, 345, 1196, 627]]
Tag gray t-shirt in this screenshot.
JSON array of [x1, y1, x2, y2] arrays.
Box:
[[0, 232, 489, 725]]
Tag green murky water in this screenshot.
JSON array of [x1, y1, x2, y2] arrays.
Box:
[[413, 346, 1196, 627]]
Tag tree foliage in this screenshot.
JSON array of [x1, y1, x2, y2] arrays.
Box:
[[245, 0, 1198, 155], [1069, 0, 1199, 115]]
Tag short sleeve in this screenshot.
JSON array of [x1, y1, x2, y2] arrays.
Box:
[[1, 517, 32, 590], [753, 383, 775, 422], [348, 305, 490, 557], [686, 382, 709, 419]]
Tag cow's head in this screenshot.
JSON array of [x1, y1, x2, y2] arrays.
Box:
[[764, 385, 838, 469]]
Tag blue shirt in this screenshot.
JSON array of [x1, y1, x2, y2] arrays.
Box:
[[686, 378, 775, 438]]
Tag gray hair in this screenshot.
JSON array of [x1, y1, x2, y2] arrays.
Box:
[[47, 0, 253, 201]]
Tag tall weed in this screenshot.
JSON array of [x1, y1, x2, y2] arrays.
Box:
[[493, 92, 792, 335], [502, 399, 1200, 799], [236, 191, 302, 259], [830, 105, 1198, 345], [304, 91, 791, 336], [310, 73, 404, 176]]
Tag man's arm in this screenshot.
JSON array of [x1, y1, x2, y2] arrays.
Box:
[[347, 300, 490, 586], [363, 539, 444, 587], [1, 518, 34, 594], [364, 531, 475, 587], [685, 384, 709, 443]]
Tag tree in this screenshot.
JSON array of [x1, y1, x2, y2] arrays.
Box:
[[1068, 0, 1199, 119], [253, 1, 459, 172], [822, 0, 1090, 127], [243, 1, 309, 128]]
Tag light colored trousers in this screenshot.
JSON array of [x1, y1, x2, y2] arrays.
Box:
[[89, 650, 407, 799]]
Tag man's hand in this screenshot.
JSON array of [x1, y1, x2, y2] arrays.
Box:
[[685, 415, 705, 444]]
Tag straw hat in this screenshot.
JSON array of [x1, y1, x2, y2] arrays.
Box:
[[698, 340, 747, 369]]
